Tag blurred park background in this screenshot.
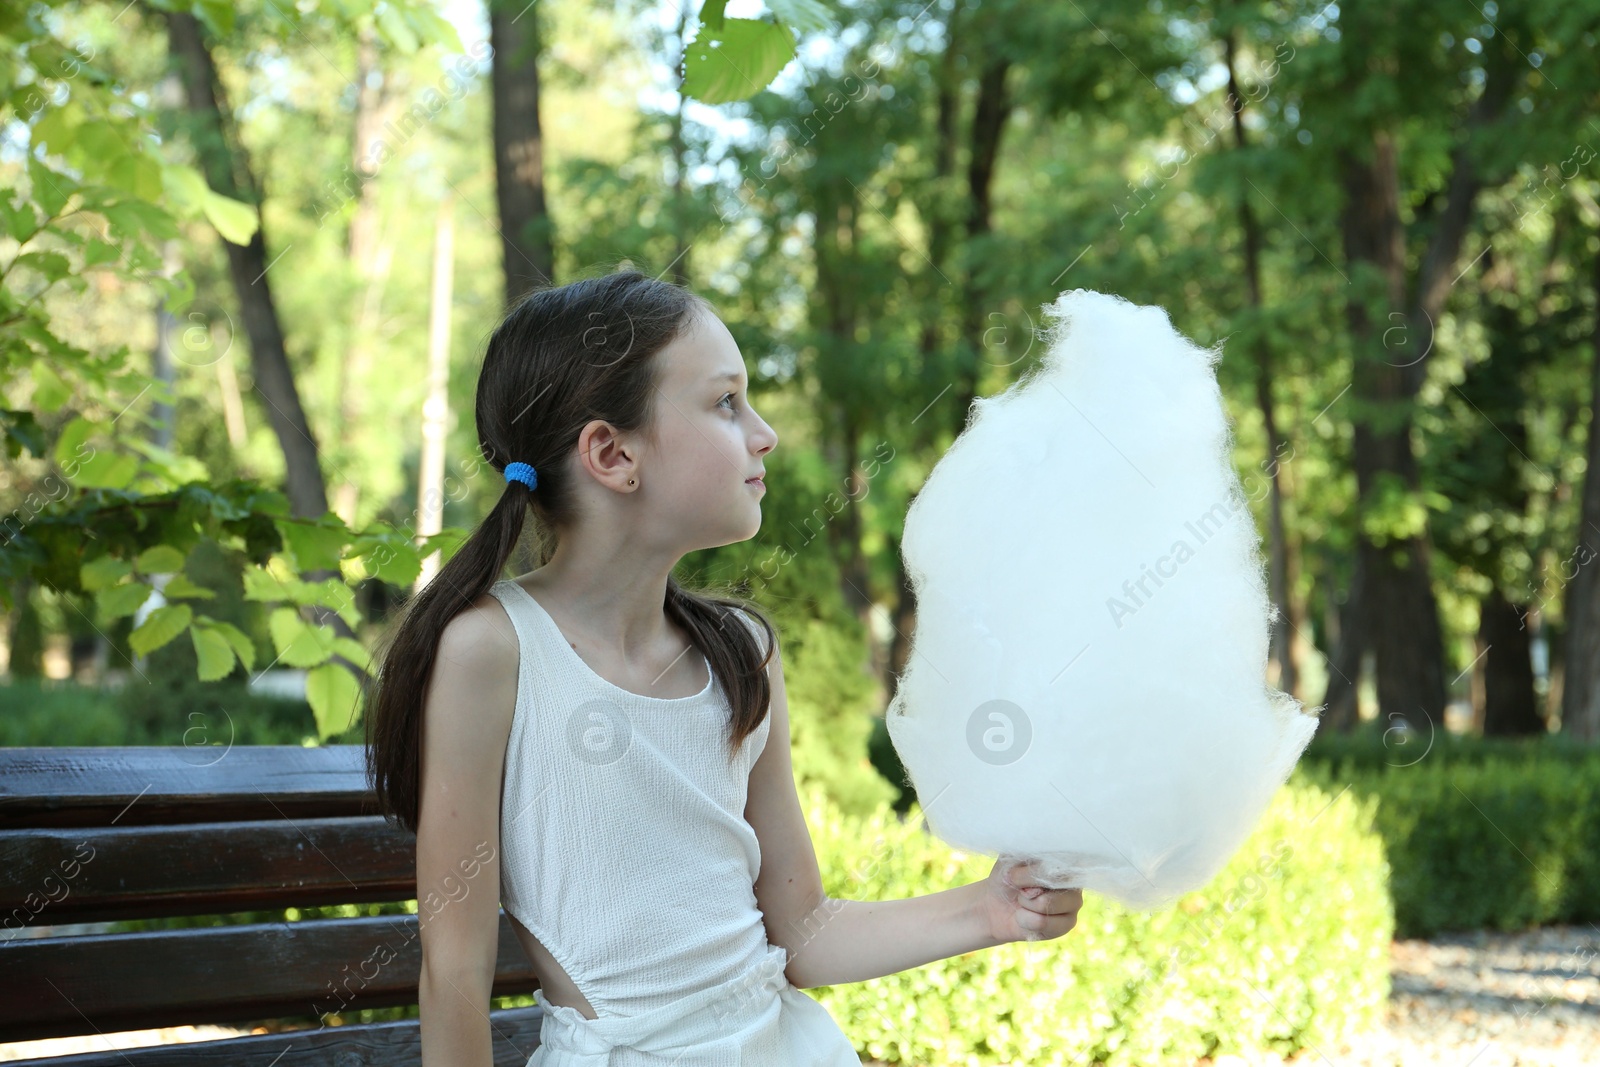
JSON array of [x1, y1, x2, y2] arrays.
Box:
[[3, 0, 1600, 1064]]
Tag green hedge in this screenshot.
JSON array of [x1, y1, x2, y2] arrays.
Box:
[[1296, 757, 1600, 938], [802, 774, 1391, 1066], [0, 675, 340, 747], [1302, 722, 1596, 775]]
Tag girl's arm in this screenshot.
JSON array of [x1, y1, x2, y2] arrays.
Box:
[[745, 636, 1083, 990], [416, 598, 521, 1067]]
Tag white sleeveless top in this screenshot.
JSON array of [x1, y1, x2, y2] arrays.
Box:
[[487, 579, 861, 1066]]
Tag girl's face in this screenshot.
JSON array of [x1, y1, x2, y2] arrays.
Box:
[[637, 307, 778, 549]]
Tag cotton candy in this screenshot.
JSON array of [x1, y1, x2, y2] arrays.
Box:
[[885, 289, 1319, 910]]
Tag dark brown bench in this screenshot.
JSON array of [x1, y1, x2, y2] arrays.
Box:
[[0, 745, 544, 1065]]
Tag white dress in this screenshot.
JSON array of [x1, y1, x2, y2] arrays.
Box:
[[487, 579, 861, 1066]]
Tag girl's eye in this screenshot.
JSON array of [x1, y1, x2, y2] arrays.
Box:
[[719, 392, 739, 412]]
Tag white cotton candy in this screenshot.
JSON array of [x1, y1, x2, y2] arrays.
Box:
[[885, 289, 1319, 910]]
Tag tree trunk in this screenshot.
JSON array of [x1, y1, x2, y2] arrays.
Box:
[[827, 418, 872, 632], [891, 3, 963, 705], [1225, 28, 1296, 698], [810, 183, 870, 627], [333, 24, 392, 526], [1337, 129, 1448, 731], [951, 54, 1012, 425], [1316, 549, 1366, 738], [1326, 29, 1512, 732], [1479, 589, 1543, 736], [1562, 230, 1600, 739], [917, 0, 961, 368], [417, 197, 455, 590], [490, 0, 554, 307], [163, 9, 330, 522]]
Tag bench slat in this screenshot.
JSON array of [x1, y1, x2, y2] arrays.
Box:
[[1, 817, 416, 926], [0, 746, 374, 829], [0, 1007, 543, 1067], [0, 913, 539, 1042]]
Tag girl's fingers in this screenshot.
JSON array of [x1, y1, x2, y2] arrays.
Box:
[[1001, 859, 1044, 891], [1018, 887, 1084, 916]]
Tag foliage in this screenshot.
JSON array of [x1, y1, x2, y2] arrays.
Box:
[[806, 776, 1391, 1065], [681, 0, 836, 105], [0, 673, 327, 747], [1, 0, 469, 738], [1301, 718, 1598, 773], [1297, 752, 1600, 938], [779, 612, 899, 816]]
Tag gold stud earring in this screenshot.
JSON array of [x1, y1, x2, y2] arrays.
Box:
[[628, 478, 635, 486]]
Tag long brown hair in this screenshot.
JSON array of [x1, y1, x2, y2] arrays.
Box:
[[365, 266, 777, 835]]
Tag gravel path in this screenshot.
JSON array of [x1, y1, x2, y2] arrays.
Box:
[[1249, 924, 1600, 1067]]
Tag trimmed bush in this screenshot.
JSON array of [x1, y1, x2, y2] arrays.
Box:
[[1302, 722, 1595, 776], [1297, 756, 1600, 938], [803, 773, 1391, 1066], [0, 675, 336, 747]]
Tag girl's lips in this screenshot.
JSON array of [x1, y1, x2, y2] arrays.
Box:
[[745, 477, 766, 491]]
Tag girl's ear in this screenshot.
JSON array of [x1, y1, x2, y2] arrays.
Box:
[[575, 419, 639, 492]]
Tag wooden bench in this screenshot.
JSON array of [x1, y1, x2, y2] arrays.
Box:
[[0, 745, 544, 1065]]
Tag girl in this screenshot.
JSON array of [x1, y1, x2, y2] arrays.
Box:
[[366, 267, 1083, 1066]]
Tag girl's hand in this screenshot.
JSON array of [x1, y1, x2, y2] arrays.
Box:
[[979, 856, 1083, 945]]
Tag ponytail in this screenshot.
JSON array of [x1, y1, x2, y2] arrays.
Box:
[[365, 482, 531, 834]]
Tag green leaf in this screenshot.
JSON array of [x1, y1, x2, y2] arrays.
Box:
[[766, 0, 835, 35], [199, 617, 256, 668], [162, 574, 216, 599], [97, 581, 154, 620], [12, 251, 70, 283], [193, 0, 236, 35], [276, 516, 351, 572], [161, 163, 209, 210], [2, 409, 48, 458], [136, 544, 187, 574], [80, 555, 133, 592], [269, 606, 337, 668], [0, 192, 40, 242], [30, 99, 83, 158], [422, 526, 470, 561], [29, 359, 71, 412], [242, 564, 294, 601], [376, 5, 420, 53], [306, 578, 362, 629], [130, 603, 193, 657], [28, 156, 75, 218], [83, 237, 120, 267], [102, 198, 179, 242], [53, 416, 96, 467], [682, 18, 795, 104], [307, 662, 362, 739], [201, 189, 259, 245], [191, 625, 236, 681], [69, 449, 139, 489], [700, 0, 729, 30], [331, 635, 372, 672], [362, 537, 422, 585], [397, 2, 462, 51]]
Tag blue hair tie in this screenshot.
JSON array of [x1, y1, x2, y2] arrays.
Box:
[[504, 461, 538, 490]]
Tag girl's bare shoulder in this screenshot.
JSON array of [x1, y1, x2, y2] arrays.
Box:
[[438, 588, 519, 659], [427, 590, 521, 734]]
